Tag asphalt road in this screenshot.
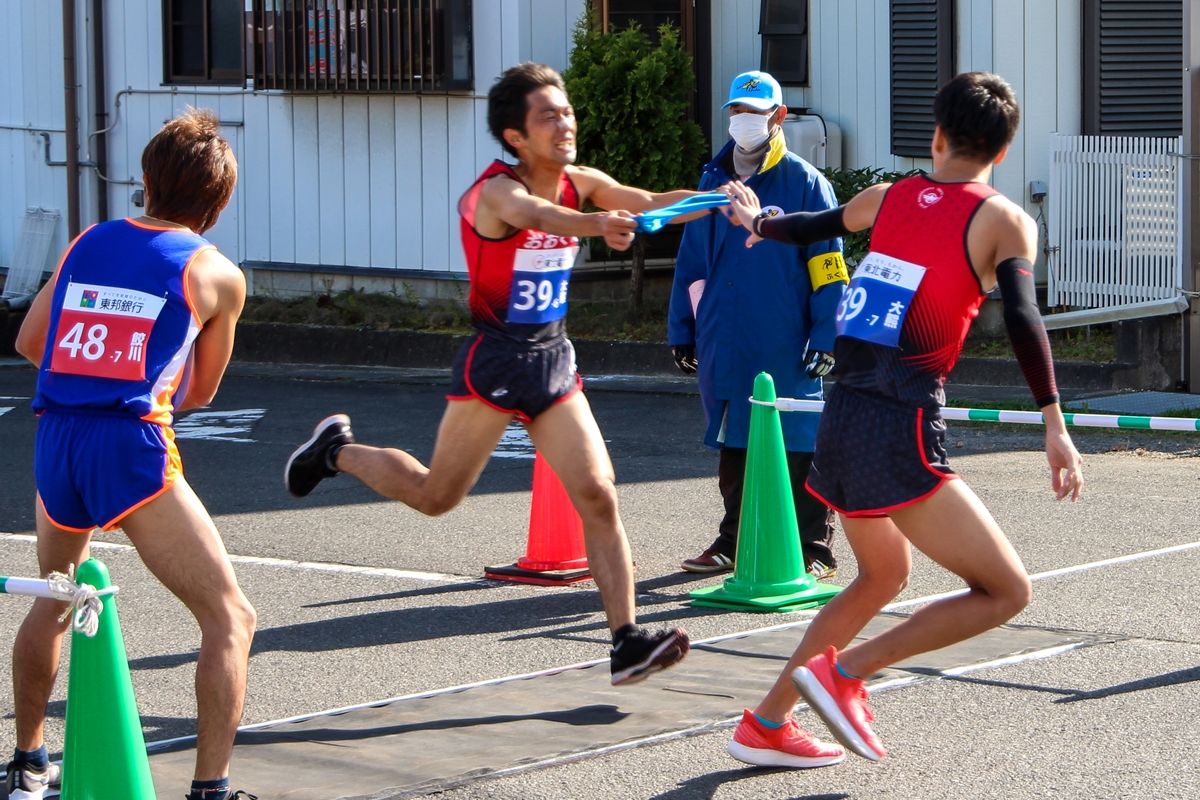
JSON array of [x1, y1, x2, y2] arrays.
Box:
[[0, 360, 1198, 799]]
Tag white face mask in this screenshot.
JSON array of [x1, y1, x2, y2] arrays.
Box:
[[728, 112, 772, 150]]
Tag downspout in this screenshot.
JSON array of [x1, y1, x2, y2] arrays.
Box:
[[90, 0, 108, 221], [61, 0, 81, 238]]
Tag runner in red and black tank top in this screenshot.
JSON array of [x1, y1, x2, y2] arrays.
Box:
[[834, 175, 998, 408], [459, 160, 581, 344]]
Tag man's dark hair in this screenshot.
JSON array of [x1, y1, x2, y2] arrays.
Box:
[[487, 62, 566, 158], [141, 107, 237, 234], [933, 72, 1020, 163]]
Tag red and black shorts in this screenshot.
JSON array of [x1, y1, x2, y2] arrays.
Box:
[[448, 332, 582, 422], [805, 383, 956, 517]]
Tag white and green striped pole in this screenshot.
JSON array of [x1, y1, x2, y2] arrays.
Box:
[[0, 575, 73, 600], [0, 569, 119, 636], [771, 397, 1200, 433]]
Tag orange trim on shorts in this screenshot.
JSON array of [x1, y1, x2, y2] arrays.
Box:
[[36, 494, 96, 533], [99, 426, 183, 530]]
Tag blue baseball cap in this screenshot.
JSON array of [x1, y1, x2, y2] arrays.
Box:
[[722, 70, 782, 111]]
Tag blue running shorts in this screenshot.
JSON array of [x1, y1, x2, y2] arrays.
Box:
[[805, 384, 956, 517], [35, 409, 182, 532], [447, 333, 582, 422]]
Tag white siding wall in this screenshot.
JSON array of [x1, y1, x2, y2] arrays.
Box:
[[3, 0, 1081, 281], [709, 0, 1081, 218], [1, 0, 585, 282], [0, 2, 92, 276]]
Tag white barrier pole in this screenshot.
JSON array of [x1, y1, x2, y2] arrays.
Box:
[[769, 397, 1200, 433]]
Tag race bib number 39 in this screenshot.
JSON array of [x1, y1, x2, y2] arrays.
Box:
[[49, 282, 166, 381], [507, 233, 578, 325], [835, 252, 926, 348]]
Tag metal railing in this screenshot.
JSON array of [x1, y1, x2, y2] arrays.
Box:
[[248, 0, 472, 93], [1047, 134, 1184, 310]]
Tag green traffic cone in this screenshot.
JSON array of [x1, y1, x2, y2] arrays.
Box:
[[62, 558, 157, 799], [691, 372, 841, 612]]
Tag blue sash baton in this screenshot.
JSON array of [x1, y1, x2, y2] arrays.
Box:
[[635, 192, 731, 233]]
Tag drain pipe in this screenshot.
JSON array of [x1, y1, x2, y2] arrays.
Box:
[[61, 0, 81, 238], [90, 0, 108, 221]]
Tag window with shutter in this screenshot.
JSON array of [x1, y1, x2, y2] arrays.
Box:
[[1082, 0, 1182, 136], [759, 0, 808, 86], [890, 0, 954, 158]]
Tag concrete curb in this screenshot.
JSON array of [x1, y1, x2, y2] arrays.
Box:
[[231, 323, 1135, 404]]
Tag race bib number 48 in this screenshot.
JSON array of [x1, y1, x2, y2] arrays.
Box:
[[49, 282, 166, 381], [507, 233, 578, 325], [835, 252, 927, 348]]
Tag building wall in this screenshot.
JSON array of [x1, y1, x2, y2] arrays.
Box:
[[1, 0, 1081, 286], [708, 0, 1082, 218], [0, 0, 586, 289]]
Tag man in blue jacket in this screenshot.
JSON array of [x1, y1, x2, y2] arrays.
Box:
[[668, 70, 847, 578]]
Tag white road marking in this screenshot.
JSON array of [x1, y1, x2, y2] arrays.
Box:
[[492, 421, 535, 459], [0, 396, 29, 419], [174, 408, 266, 442], [109, 538, 1193, 755], [1, 532, 1190, 764], [0, 533, 475, 583]]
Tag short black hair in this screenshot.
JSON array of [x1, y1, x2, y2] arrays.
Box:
[[933, 72, 1021, 163], [487, 62, 566, 158]]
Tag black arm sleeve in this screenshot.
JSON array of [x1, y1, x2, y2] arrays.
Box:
[[754, 205, 851, 246], [995, 257, 1060, 409]]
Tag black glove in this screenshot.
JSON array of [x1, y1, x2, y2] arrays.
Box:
[[672, 344, 698, 375], [805, 349, 835, 378]]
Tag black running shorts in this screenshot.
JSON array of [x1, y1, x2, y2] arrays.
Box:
[[805, 383, 956, 517], [447, 333, 582, 422]]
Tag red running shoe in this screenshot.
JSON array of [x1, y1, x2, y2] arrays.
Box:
[[727, 709, 845, 769], [791, 646, 887, 761]]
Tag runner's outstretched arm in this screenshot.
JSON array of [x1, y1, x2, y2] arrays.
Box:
[[724, 180, 888, 246]]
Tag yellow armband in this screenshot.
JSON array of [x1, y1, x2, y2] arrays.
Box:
[[807, 252, 849, 290]]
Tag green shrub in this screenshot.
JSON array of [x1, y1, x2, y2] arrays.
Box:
[[821, 166, 923, 268], [564, 1, 706, 306]]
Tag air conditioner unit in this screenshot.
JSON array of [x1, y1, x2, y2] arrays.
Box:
[[781, 112, 842, 170]]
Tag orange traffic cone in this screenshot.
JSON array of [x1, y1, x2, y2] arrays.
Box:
[[485, 452, 592, 585]]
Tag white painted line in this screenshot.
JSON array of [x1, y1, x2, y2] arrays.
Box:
[[0, 407, 13, 418], [0, 533, 478, 584], [4, 530, 1195, 757], [231, 554, 474, 584], [885, 539, 1200, 613], [174, 408, 266, 443], [139, 540, 1200, 757], [491, 422, 535, 459], [147, 657, 609, 753]]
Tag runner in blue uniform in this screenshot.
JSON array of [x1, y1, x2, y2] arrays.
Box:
[[8, 109, 256, 800]]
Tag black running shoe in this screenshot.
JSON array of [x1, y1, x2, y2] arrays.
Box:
[[284, 414, 355, 498], [610, 625, 690, 686], [4, 759, 60, 800], [187, 790, 258, 800]]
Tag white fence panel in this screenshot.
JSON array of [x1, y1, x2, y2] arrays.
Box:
[[1048, 134, 1184, 309]]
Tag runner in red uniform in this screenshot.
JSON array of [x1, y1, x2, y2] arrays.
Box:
[[719, 72, 1084, 766], [286, 63, 696, 685]]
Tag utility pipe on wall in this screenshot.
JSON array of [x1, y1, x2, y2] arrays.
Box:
[[90, 0, 108, 221], [61, 0, 81, 238]]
